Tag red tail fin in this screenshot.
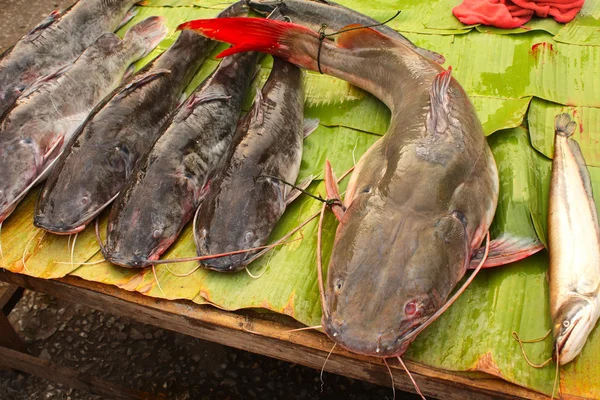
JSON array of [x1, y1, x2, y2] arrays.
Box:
[[177, 17, 315, 58]]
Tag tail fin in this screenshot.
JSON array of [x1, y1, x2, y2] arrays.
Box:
[[554, 113, 576, 138], [178, 17, 315, 58], [124, 16, 168, 58]]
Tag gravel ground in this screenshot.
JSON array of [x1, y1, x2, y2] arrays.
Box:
[[0, 1, 427, 399]]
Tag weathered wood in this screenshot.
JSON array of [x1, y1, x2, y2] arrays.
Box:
[[0, 270, 552, 400], [0, 346, 162, 399], [0, 312, 26, 353], [0, 283, 24, 315]]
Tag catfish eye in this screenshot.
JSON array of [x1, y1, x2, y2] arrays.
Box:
[[21, 138, 33, 145], [152, 229, 162, 239], [563, 320, 570, 328], [361, 186, 371, 194], [81, 196, 90, 206], [404, 301, 417, 316], [334, 279, 344, 292], [451, 210, 467, 226]]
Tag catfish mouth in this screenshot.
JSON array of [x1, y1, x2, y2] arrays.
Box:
[[33, 219, 86, 235], [323, 315, 430, 358], [554, 314, 583, 363]]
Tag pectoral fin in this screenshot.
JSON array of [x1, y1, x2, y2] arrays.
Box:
[[469, 233, 544, 269]]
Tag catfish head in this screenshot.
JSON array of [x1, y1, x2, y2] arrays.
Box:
[[552, 296, 598, 365], [194, 174, 287, 272], [0, 136, 42, 222], [34, 142, 133, 234], [322, 191, 469, 357]]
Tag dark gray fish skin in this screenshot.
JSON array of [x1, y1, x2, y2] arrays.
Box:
[[34, 2, 251, 235], [104, 50, 263, 269], [0, 0, 139, 118], [0, 17, 166, 224], [193, 57, 304, 272], [247, 0, 445, 64]]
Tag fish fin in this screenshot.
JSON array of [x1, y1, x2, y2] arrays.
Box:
[[555, 114, 595, 202], [116, 7, 139, 31], [336, 24, 394, 49], [178, 18, 312, 59], [469, 233, 544, 268], [555, 113, 577, 138], [124, 16, 168, 58], [251, 89, 265, 125], [416, 48, 445, 65], [115, 69, 171, 100], [43, 135, 64, 164], [123, 64, 137, 82], [325, 160, 345, 221], [426, 66, 453, 135], [25, 10, 61, 38], [303, 118, 320, 138], [285, 175, 315, 205], [21, 64, 73, 98]]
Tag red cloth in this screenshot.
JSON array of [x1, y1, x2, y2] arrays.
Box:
[[453, 0, 585, 29]]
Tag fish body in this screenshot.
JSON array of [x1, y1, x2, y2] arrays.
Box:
[[0, 17, 166, 223], [34, 2, 250, 235], [548, 113, 600, 365], [104, 50, 262, 268], [247, 0, 445, 64], [182, 18, 498, 356], [193, 57, 305, 272], [0, 0, 139, 118]]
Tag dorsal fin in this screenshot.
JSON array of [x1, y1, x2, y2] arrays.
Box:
[[335, 24, 393, 49], [426, 66, 453, 135]]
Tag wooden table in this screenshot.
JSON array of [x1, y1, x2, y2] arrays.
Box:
[[0, 269, 550, 400]]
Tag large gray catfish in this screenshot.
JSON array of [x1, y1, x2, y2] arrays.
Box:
[[182, 18, 499, 357], [0, 0, 139, 118], [193, 57, 306, 272], [248, 0, 445, 64], [104, 49, 263, 268], [548, 113, 600, 365], [0, 17, 166, 223], [34, 2, 250, 235]]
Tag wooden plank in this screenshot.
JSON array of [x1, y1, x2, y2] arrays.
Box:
[[0, 270, 551, 400], [0, 312, 26, 353], [0, 283, 24, 315], [0, 346, 163, 400]]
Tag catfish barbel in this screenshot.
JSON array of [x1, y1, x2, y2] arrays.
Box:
[[0, 0, 139, 118], [34, 2, 250, 235], [548, 113, 600, 365], [0, 17, 166, 223], [180, 17, 500, 357], [104, 49, 263, 268]]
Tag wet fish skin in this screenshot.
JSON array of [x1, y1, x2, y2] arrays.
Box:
[[247, 0, 445, 64], [548, 113, 600, 365], [193, 57, 304, 272], [0, 17, 167, 224], [182, 18, 498, 356], [0, 0, 139, 118], [104, 50, 263, 268], [34, 2, 251, 235]]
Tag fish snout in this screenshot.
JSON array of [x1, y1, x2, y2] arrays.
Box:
[[199, 252, 250, 272], [105, 250, 151, 269], [33, 214, 86, 235]]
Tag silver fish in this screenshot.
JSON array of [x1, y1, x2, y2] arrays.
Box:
[[549, 113, 600, 365]]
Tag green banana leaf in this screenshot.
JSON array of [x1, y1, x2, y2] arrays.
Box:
[[2, 0, 600, 398]]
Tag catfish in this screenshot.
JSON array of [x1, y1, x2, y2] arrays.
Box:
[[34, 1, 250, 235], [0, 17, 166, 223], [178, 17, 527, 357], [104, 49, 263, 268], [0, 0, 140, 118]]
